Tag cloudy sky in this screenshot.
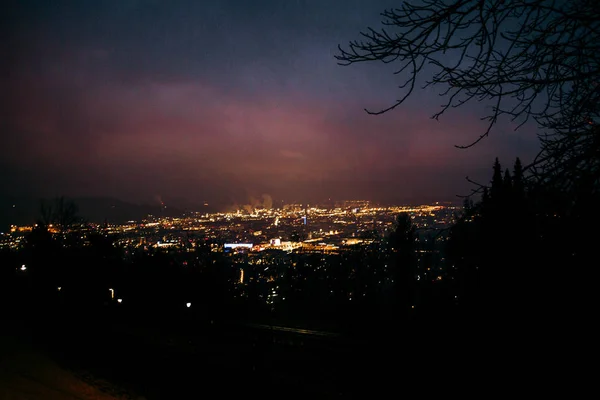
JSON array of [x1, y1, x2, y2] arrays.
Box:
[[1, 0, 539, 208]]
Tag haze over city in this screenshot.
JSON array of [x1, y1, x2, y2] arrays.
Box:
[[1, 0, 539, 209]]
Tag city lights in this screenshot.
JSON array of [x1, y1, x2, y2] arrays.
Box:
[[2, 201, 457, 311]]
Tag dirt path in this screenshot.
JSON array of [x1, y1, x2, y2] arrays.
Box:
[[0, 332, 142, 400]]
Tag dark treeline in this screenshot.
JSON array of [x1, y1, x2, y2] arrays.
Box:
[[333, 0, 600, 333], [447, 157, 598, 326]]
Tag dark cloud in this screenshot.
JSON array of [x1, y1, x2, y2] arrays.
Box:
[[0, 0, 540, 207]]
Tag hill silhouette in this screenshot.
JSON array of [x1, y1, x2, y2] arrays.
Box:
[[0, 196, 190, 230]]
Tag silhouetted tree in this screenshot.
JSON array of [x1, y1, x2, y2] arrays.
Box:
[[448, 156, 565, 321], [462, 197, 473, 214], [503, 169, 512, 194], [490, 158, 504, 203], [337, 0, 600, 193], [513, 158, 525, 201], [39, 196, 80, 231], [388, 213, 417, 313], [481, 187, 490, 209]]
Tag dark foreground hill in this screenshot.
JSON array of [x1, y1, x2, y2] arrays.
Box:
[[2, 299, 582, 400]]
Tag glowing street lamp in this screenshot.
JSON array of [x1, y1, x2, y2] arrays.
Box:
[[109, 288, 114, 299], [20, 265, 26, 271], [186, 302, 191, 308]]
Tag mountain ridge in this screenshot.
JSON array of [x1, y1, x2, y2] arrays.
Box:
[[0, 196, 195, 231]]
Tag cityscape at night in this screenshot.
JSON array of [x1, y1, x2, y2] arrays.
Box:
[[1, 0, 597, 398], [2, 199, 468, 397], [3, 201, 457, 312]]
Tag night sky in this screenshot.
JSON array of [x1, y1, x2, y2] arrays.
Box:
[[2, 0, 540, 208]]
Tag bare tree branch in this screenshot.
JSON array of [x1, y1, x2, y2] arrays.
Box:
[[337, 0, 600, 192], [38, 197, 80, 231]]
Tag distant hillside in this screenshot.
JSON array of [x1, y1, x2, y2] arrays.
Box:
[[0, 196, 188, 231], [0, 197, 40, 231], [76, 197, 187, 224]]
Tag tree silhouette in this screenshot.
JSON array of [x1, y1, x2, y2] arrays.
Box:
[[481, 186, 490, 208], [39, 196, 81, 231], [513, 158, 525, 201], [388, 213, 417, 313], [491, 158, 504, 202], [337, 0, 600, 191], [447, 156, 575, 322], [462, 197, 474, 214]]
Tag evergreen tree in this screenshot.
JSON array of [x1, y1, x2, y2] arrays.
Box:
[[513, 158, 525, 201], [503, 169, 512, 193], [462, 197, 473, 215], [481, 187, 490, 209], [388, 213, 417, 313], [491, 158, 503, 202]]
